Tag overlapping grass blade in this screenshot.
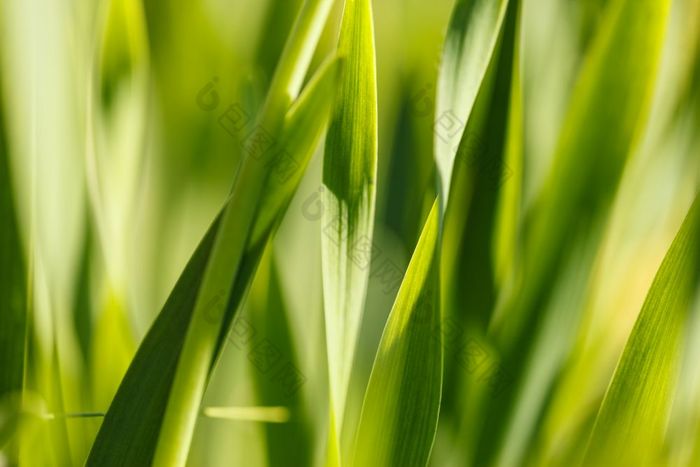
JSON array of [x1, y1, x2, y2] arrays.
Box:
[[440, 0, 520, 332], [86, 52, 341, 466], [435, 0, 509, 203], [321, 0, 378, 448], [352, 200, 441, 467], [584, 193, 700, 465], [436, 0, 522, 460]]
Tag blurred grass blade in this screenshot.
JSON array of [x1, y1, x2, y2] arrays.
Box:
[[352, 200, 441, 467], [436, 0, 521, 458], [321, 0, 378, 444], [492, 0, 673, 347], [86, 54, 341, 467], [86, 216, 220, 466], [152, 1, 334, 465], [0, 80, 27, 454], [477, 0, 674, 463], [441, 0, 520, 330], [255, 0, 305, 87], [248, 249, 313, 467], [584, 193, 700, 465], [435, 0, 509, 202]]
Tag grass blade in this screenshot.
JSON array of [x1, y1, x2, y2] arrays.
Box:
[[584, 193, 700, 465], [352, 200, 442, 467], [321, 0, 378, 447], [435, 0, 509, 202], [478, 0, 674, 462], [151, 2, 334, 465]]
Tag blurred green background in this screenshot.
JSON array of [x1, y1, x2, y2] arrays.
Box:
[[1, 0, 699, 465]]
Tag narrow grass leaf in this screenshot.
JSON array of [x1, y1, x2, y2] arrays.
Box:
[[352, 200, 442, 467], [321, 0, 378, 442], [584, 194, 700, 465]]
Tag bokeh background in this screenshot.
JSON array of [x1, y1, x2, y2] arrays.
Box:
[[1, 0, 699, 465]]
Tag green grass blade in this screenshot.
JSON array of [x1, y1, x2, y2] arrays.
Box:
[[436, 0, 522, 459], [0, 80, 27, 453], [321, 0, 378, 443], [435, 0, 509, 202], [352, 200, 442, 467], [85, 53, 341, 467], [441, 0, 520, 331], [477, 0, 674, 462], [584, 193, 700, 465]]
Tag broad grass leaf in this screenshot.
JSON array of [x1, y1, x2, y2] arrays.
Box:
[[321, 0, 378, 439], [584, 194, 700, 465], [352, 200, 442, 467], [151, 2, 335, 464]]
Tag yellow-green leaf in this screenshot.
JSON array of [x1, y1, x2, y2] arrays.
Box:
[[584, 193, 700, 465], [352, 200, 442, 467]]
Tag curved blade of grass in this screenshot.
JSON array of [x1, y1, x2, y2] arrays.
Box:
[[321, 0, 378, 445], [352, 200, 442, 467], [0, 80, 27, 453], [584, 193, 700, 465], [441, 0, 520, 332], [86, 55, 341, 466], [435, 0, 509, 202], [492, 0, 673, 348]]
